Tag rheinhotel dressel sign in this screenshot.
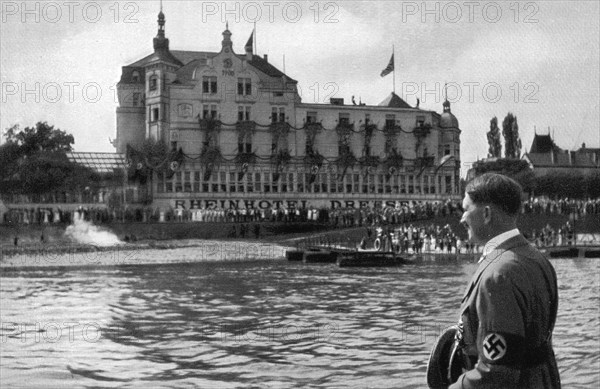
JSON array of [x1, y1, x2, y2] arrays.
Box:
[[166, 199, 414, 210]]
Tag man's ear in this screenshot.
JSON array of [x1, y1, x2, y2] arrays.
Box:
[[483, 205, 492, 224]]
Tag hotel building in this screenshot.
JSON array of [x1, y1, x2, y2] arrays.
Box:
[[115, 10, 461, 211]]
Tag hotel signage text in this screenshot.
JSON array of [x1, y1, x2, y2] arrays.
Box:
[[172, 199, 406, 210]]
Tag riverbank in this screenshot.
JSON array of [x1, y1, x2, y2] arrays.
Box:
[[0, 221, 333, 246], [2, 212, 598, 269], [3, 212, 598, 247], [0, 238, 294, 270]]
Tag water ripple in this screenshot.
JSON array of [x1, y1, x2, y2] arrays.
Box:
[[0, 254, 598, 388]]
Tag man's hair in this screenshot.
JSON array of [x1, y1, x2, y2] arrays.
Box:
[[465, 173, 523, 216]]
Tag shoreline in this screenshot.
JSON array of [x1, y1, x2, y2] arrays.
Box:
[[0, 238, 295, 270]]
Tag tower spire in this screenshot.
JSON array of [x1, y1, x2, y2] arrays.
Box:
[[154, 3, 168, 50], [443, 82, 451, 112], [222, 22, 232, 51]]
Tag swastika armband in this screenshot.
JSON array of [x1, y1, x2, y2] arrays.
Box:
[[480, 332, 525, 365]]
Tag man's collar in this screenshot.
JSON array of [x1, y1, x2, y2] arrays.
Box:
[[478, 229, 520, 263]]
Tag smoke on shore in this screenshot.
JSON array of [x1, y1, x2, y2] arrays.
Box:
[[65, 213, 122, 247]]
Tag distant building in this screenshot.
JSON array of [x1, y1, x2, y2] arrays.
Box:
[[115, 10, 462, 211], [522, 134, 599, 175]]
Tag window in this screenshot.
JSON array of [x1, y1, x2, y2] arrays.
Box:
[[365, 113, 370, 125], [306, 111, 317, 124], [338, 113, 350, 125], [417, 115, 425, 126], [279, 108, 285, 123], [203, 104, 218, 119], [445, 145, 451, 155], [203, 76, 217, 94], [194, 172, 200, 192], [320, 173, 328, 193], [330, 174, 337, 193], [237, 78, 252, 96], [297, 173, 304, 193], [305, 174, 313, 193], [272, 107, 285, 123], [263, 173, 271, 193], [175, 171, 182, 192], [132, 71, 140, 83], [171, 141, 177, 151], [254, 173, 261, 192], [238, 106, 251, 122], [220, 172, 227, 193], [385, 114, 396, 129], [247, 173, 254, 193], [369, 174, 376, 193], [149, 76, 158, 91], [229, 172, 236, 192], [151, 107, 160, 122]]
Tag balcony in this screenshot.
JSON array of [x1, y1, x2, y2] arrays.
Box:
[[199, 118, 221, 132]]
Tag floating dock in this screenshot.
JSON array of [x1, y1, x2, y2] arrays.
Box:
[[544, 245, 600, 258]]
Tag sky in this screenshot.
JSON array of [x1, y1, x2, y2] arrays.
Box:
[[1, 0, 599, 177]]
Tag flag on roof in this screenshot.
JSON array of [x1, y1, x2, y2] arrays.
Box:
[[380, 54, 394, 77], [245, 29, 254, 53]]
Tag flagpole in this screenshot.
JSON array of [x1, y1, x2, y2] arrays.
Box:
[[392, 45, 396, 94], [254, 22, 257, 55]]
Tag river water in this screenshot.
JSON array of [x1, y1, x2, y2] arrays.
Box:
[[0, 244, 598, 388]]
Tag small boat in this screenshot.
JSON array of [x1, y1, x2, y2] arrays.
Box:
[[543, 245, 600, 258], [285, 250, 305, 261], [302, 248, 338, 263], [336, 250, 407, 267]]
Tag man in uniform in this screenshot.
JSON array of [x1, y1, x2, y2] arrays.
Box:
[[450, 173, 561, 388]]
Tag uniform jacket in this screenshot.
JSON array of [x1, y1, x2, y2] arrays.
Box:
[[450, 235, 561, 388]]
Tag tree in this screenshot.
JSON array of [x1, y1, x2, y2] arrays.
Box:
[[486, 117, 502, 158], [502, 113, 522, 158], [4, 121, 74, 155], [0, 122, 94, 195]]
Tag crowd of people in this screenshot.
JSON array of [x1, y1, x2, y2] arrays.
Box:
[[4, 197, 599, 227], [3, 197, 599, 250], [530, 222, 577, 247], [359, 223, 480, 255], [523, 197, 600, 216], [2, 199, 463, 226]]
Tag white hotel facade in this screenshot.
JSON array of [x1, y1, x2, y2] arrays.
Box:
[[115, 11, 461, 211]]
